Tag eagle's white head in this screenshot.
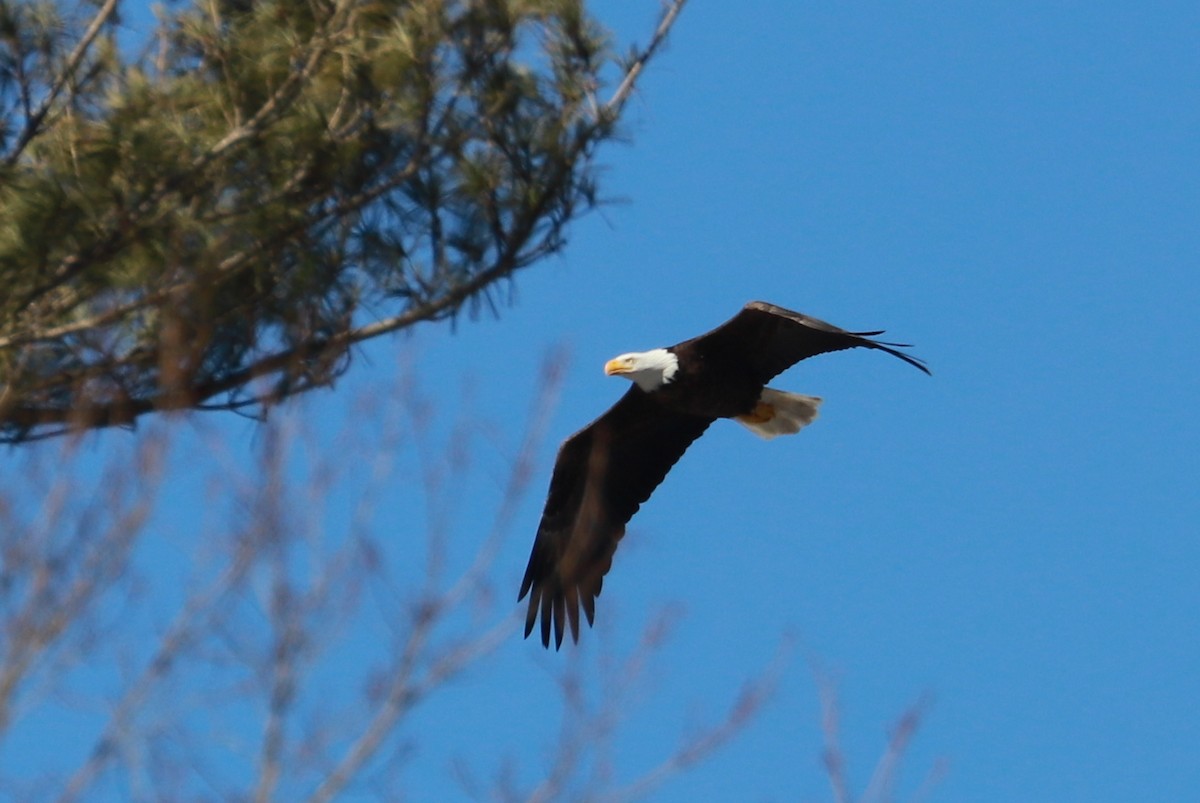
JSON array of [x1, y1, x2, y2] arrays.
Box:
[[604, 348, 679, 391]]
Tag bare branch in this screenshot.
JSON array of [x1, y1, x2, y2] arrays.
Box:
[[0, 353, 912, 801], [253, 532, 302, 802], [53, 453, 280, 803], [815, 663, 944, 803], [303, 354, 566, 802], [601, 638, 789, 803], [0, 430, 166, 739], [306, 610, 518, 803]]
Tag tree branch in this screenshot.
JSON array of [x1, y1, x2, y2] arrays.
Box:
[[3, 0, 120, 166], [606, 0, 689, 116]]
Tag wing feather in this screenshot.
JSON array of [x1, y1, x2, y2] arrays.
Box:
[[682, 301, 929, 383], [519, 387, 712, 648]]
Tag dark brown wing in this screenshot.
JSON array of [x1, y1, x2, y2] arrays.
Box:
[[518, 387, 713, 649], [679, 301, 930, 383]]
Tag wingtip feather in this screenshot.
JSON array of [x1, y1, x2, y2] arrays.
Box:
[[853, 329, 931, 375], [582, 593, 596, 626], [552, 595, 566, 650], [523, 591, 538, 640], [565, 586, 581, 644], [540, 592, 553, 648], [875, 341, 932, 375]]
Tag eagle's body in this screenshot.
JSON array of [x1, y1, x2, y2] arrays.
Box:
[[519, 301, 928, 648]]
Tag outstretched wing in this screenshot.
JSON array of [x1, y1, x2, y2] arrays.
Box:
[[682, 301, 930, 383], [519, 387, 713, 649]]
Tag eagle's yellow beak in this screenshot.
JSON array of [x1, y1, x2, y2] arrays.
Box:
[[604, 357, 631, 376]]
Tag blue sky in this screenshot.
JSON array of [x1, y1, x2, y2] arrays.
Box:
[[6, 1, 1200, 801], [468, 4, 1199, 797]]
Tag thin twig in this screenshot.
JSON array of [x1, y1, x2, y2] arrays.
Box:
[[860, 693, 935, 803], [253, 487, 301, 803], [816, 666, 853, 803]]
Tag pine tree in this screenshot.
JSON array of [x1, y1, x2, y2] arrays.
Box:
[[0, 0, 685, 444]]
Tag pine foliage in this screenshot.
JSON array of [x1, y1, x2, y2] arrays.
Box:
[[0, 0, 682, 443]]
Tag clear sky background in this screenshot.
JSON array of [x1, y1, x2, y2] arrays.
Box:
[[6, 2, 1200, 801]]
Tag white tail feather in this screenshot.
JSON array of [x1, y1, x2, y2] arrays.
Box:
[[736, 388, 822, 440]]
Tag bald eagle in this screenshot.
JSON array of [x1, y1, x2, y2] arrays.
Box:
[[518, 301, 929, 648]]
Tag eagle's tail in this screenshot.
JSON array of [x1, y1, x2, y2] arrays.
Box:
[[735, 388, 822, 440]]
